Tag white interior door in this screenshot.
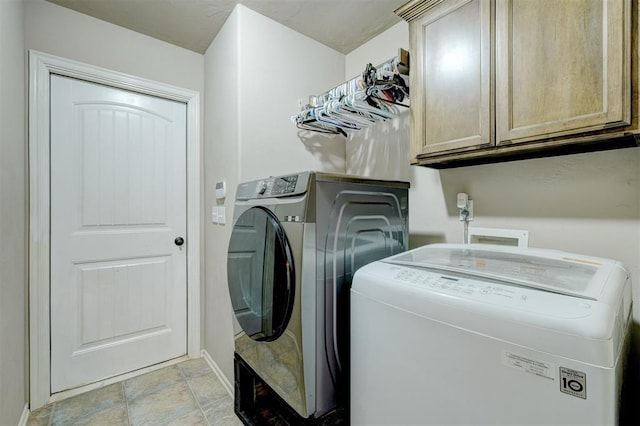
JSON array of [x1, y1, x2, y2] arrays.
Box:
[[50, 75, 188, 392]]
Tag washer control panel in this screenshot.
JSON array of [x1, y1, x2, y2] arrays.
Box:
[[390, 266, 592, 318], [393, 269, 518, 298]]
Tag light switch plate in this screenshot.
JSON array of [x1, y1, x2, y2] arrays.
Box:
[[211, 206, 218, 224]]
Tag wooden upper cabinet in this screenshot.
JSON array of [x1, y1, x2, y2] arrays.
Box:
[[407, 0, 492, 156], [397, 0, 633, 168], [496, 0, 630, 145]]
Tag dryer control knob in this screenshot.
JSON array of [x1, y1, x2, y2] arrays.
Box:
[[256, 180, 267, 195]]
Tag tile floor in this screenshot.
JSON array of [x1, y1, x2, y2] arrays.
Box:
[[27, 358, 242, 426]]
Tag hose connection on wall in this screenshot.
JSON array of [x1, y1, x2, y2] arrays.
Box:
[[457, 193, 474, 244]]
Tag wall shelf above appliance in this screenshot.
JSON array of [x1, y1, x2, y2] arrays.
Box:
[[291, 48, 410, 137]]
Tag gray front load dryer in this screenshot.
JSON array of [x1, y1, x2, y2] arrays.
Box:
[[227, 171, 409, 421]]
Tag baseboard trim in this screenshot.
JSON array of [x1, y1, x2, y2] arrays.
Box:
[[18, 403, 29, 426], [201, 349, 233, 397]]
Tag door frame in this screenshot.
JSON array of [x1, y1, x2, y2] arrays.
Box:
[[28, 50, 202, 409]]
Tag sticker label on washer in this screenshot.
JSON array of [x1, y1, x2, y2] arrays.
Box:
[[502, 351, 555, 381], [559, 367, 587, 399]]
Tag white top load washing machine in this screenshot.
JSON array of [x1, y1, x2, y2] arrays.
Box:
[[350, 244, 632, 425]]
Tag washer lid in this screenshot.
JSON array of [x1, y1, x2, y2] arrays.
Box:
[[354, 244, 632, 366], [385, 244, 627, 303]]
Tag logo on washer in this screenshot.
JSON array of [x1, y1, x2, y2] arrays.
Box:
[[559, 367, 587, 399]]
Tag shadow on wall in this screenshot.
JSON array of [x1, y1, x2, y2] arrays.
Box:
[[345, 110, 410, 181], [439, 147, 640, 220], [409, 232, 446, 249], [297, 131, 347, 173]]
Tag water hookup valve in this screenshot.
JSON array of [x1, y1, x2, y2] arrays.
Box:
[[457, 193, 474, 244]]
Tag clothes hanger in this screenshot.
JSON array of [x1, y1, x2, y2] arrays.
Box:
[[292, 50, 410, 135]]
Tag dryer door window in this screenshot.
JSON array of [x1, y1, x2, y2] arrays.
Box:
[[227, 206, 295, 341]]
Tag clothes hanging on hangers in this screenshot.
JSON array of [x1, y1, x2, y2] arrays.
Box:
[[291, 48, 410, 136]]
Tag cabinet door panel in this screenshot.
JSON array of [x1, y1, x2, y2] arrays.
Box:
[[411, 0, 492, 157], [496, 0, 630, 145]]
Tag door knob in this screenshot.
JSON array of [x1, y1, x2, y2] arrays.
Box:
[[175, 237, 185, 246]]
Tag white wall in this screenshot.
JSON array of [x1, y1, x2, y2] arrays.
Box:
[[203, 5, 241, 386], [237, 6, 346, 180], [346, 22, 640, 348], [345, 22, 411, 182], [203, 4, 346, 382], [0, 0, 27, 423], [25, 0, 204, 93]]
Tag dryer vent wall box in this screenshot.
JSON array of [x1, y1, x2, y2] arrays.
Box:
[[467, 227, 529, 247], [351, 243, 632, 426]]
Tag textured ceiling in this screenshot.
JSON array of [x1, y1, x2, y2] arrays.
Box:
[[45, 0, 407, 54]]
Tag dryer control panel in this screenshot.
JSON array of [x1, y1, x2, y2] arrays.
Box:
[[264, 174, 299, 196], [236, 172, 310, 200]]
